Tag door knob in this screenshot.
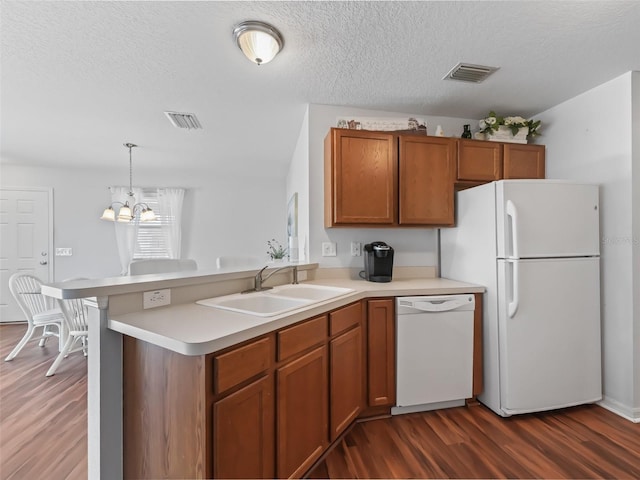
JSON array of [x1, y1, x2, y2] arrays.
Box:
[[40, 260, 48, 265]]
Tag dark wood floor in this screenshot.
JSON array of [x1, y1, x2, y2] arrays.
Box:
[[1, 323, 639, 480], [0, 323, 88, 480], [309, 402, 640, 479]]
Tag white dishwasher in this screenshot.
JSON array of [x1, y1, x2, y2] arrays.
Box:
[[392, 294, 475, 415]]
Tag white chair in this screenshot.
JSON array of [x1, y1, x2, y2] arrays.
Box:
[[128, 258, 197, 275], [215, 256, 261, 269], [4, 273, 64, 361], [46, 297, 89, 377]]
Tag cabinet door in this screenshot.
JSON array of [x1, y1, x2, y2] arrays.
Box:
[[325, 128, 397, 226], [366, 299, 395, 407], [503, 144, 545, 179], [277, 345, 329, 479], [399, 135, 456, 226], [330, 326, 363, 441], [457, 139, 503, 181], [213, 375, 274, 479]]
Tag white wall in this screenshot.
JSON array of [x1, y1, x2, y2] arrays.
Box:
[[286, 106, 310, 262], [536, 71, 639, 420], [1, 164, 287, 280], [306, 104, 477, 269]]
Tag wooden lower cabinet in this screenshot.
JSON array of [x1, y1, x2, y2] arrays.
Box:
[[330, 325, 363, 440], [277, 345, 329, 479], [366, 298, 395, 407], [213, 375, 274, 479], [122, 297, 481, 479], [123, 337, 209, 480]]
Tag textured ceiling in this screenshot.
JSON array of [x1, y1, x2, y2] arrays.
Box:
[[2, 1, 639, 176]]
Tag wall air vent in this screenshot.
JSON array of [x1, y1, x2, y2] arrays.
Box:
[[443, 63, 499, 83], [164, 111, 202, 129]]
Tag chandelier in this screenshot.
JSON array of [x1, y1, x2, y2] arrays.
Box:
[[100, 143, 156, 222]]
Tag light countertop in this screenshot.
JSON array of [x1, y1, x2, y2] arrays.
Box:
[[109, 277, 484, 356]]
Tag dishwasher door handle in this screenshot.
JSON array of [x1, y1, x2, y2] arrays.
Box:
[[411, 299, 469, 312]]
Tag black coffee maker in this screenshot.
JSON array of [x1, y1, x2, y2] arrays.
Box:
[[363, 242, 394, 282]]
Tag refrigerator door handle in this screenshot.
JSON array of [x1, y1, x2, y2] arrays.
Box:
[[506, 200, 520, 259], [508, 260, 519, 318]]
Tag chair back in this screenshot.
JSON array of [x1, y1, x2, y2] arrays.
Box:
[[215, 256, 261, 269], [8, 273, 57, 323], [128, 259, 197, 275], [58, 298, 89, 335]]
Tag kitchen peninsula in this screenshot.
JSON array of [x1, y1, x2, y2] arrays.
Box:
[[42, 264, 484, 479]]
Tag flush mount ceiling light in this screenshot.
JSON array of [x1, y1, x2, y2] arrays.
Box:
[[443, 62, 500, 83], [233, 20, 284, 65], [100, 143, 156, 223]]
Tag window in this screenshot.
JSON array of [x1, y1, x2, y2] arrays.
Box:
[[133, 189, 170, 259], [109, 187, 185, 274]]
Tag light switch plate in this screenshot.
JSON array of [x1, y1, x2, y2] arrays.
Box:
[[55, 248, 73, 256], [322, 242, 337, 257], [143, 289, 171, 309]]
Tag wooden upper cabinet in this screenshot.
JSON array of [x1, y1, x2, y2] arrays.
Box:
[[325, 128, 397, 226], [457, 139, 503, 181], [457, 139, 546, 184], [325, 128, 457, 227], [503, 143, 545, 179], [399, 135, 456, 226]]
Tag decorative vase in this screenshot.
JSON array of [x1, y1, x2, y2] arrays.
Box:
[[486, 125, 529, 144], [461, 124, 472, 139]]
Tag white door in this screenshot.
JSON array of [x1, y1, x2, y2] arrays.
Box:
[[496, 257, 602, 415], [0, 188, 53, 323], [496, 180, 600, 258]]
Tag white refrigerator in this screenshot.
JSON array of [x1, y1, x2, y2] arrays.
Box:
[[440, 180, 602, 417]]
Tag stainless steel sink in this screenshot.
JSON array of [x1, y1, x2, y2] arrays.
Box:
[[196, 284, 354, 317]]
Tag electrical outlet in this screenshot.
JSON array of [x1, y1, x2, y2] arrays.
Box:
[[350, 242, 362, 256], [55, 248, 73, 256], [322, 242, 337, 257], [143, 289, 171, 309]]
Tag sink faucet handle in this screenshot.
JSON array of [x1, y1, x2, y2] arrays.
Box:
[[255, 265, 270, 291]]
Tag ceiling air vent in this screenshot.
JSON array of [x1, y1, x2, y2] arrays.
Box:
[[443, 63, 499, 83], [164, 111, 202, 129]]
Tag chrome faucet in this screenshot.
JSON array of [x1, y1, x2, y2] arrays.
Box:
[[244, 264, 298, 293]]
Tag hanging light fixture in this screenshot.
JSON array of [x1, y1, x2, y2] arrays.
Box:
[[100, 143, 156, 223], [233, 21, 284, 65]]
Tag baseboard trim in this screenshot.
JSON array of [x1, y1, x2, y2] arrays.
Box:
[[598, 396, 640, 423]]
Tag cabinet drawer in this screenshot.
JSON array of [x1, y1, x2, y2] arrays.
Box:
[[214, 336, 273, 394], [278, 315, 327, 361], [330, 302, 361, 336]]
